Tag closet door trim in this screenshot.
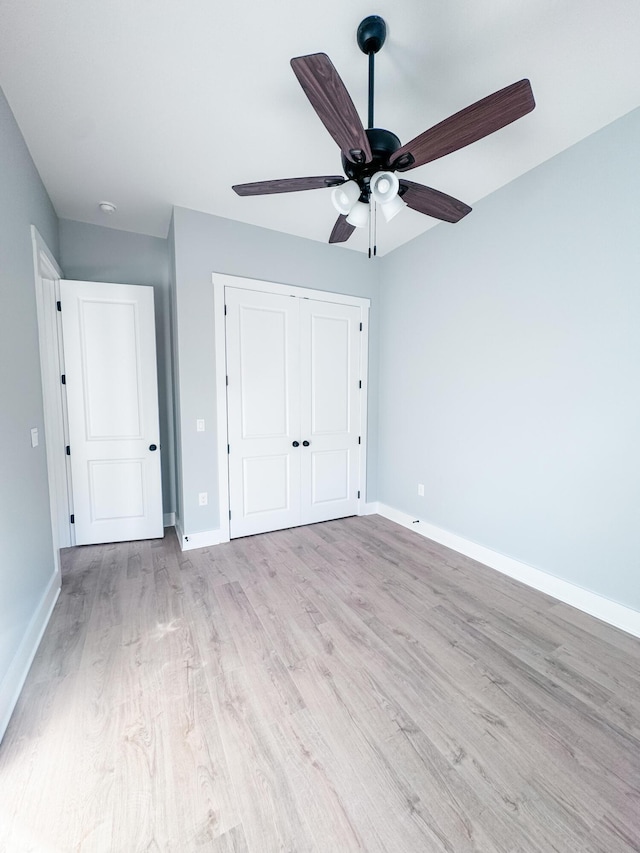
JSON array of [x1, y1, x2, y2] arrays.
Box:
[[213, 272, 370, 543]]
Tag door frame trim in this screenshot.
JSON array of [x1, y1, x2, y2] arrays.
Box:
[[212, 272, 370, 542], [31, 226, 73, 562]]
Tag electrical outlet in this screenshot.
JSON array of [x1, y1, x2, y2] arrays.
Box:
[[417, 483, 424, 497], [30, 427, 39, 448], [196, 419, 205, 432], [198, 492, 208, 506]]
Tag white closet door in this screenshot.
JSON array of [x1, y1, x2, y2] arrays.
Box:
[[299, 299, 361, 524], [226, 288, 302, 537], [60, 280, 163, 545], [225, 286, 364, 539]]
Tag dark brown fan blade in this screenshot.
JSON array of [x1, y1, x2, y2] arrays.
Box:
[[329, 215, 355, 244], [233, 176, 344, 196], [399, 180, 472, 223], [390, 79, 535, 171], [291, 53, 372, 164]]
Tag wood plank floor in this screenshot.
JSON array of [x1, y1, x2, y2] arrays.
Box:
[[1, 515, 639, 852]]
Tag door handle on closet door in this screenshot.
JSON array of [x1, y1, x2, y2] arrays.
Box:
[[292, 441, 300, 447], [149, 444, 158, 451], [302, 441, 310, 447]]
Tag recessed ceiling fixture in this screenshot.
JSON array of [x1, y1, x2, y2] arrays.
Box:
[[98, 201, 117, 214], [233, 15, 536, 256]]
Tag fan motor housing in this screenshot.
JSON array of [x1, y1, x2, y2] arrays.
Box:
[[342, 128, 401, 193]]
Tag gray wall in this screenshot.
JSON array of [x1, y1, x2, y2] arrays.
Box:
[[0, 87, 60, 691], [58, 219, 175, 516], [171, 207, 379, 535], [378, 107, 640, 611]]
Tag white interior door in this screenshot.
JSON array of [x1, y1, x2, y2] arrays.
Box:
[[60, 280, 163, 545], [226, 286, 363, 539], [226, 288, 301, 538], [300, 299, 361, 524]]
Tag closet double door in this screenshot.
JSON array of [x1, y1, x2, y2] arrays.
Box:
[[225, 286, 364, 538]]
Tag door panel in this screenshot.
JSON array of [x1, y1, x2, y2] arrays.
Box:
[[300, 299, 361, 524], [239, 304, 290, 438], [311, 449, 350, 504], [310, 313, 351, 434], [242, 455, 290, 516], [80, 300, 143, 438], [226, 288, 301, 537], [60, 280, 163, 545], [89, 459, 146, 520]]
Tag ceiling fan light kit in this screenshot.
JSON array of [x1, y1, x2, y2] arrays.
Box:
[[331, 180, 361, 215], [370, 171, 399, 203], [379, 193, 407, 223], [346, 199, 370, 229], [232, 15, 535, 254]]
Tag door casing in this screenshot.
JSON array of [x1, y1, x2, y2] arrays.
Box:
[[213, 272, 370, 542], [32, 226, 74, 560]]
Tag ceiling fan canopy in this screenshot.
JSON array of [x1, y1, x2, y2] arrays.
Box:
[[233, 15, 535, 249]]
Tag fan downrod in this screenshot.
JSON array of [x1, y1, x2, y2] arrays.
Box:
[[357, 16, 387, 129], [357, 16, 387, 54]]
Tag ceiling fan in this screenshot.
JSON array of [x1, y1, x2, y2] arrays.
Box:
[[232, 16, 535, 251]]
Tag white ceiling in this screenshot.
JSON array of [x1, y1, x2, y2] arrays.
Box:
[[1, 1, 640, 255]]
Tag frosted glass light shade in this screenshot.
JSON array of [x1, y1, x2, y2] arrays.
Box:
[[370, 170, 399, 204], [380, 194, 407, 222], [331, 181, 361, 215], [346, 200, 370, 228]]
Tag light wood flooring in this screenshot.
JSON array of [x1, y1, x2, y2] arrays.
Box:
[[1, 515, 639, 852]]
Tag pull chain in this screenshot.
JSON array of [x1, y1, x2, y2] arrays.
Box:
[[373, 200, 377, 257], [368, 200, 378, 259]]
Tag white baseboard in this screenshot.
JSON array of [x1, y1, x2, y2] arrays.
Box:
[[174, 519, 229, 551], [163, 512, 175, 528], [376, 503, 640, 639], [0, 570, 61, 742], [362, 502, 380, 516]]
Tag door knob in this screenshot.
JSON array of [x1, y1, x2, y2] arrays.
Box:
[[149, 444, 158, 451], [292, 441, 300, 447], [302, 440, 310, 447]]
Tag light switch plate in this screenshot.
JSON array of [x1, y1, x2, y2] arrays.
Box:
[[30, 427, 39, 448], [196, 419, 205, 432]]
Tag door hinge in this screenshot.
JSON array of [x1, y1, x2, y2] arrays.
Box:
[[229, 510, 232, 520], [56, 301, 62, 312], [358, 380, 362, 389], [224, 304, 227, 315], [66, 445, 70, 455], [227, 444, 230, 454], [70, 514, 74, 524], [226, 375, 229, 386], [357, 490, 361, 499], [61, 374, 66, 385], [358, 436, 361, 444], [359, 322, 363, 331]]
